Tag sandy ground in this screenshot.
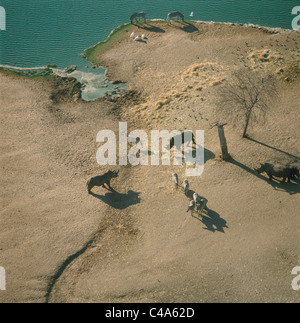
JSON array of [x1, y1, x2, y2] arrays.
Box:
[[0, 21, 300, 303]]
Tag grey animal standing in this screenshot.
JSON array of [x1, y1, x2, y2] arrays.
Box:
[[187, 200, 195, 214], [183, 179, 189, 195], [172, 173, 179, 190], [87, 170, 119, 193], [254, 163, 299, 183], [197, 198, 208, 216], [130, 12, 147, 24], [193, 192, 201, 204], [167, 11, 184, 22]]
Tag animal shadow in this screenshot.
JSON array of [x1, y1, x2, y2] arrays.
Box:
[[264, 176, 300, 194], [134, 39, 147, 44], [164, 132, 215, 164], [177, 21, 199, 33], [187, 189, 228, 233], [133, 22, 165, 33], [173, 146, 215, 164], [90, 189, 141, 209], [194, 210, 228, 233]]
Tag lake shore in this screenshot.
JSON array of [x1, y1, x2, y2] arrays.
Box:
[[82, 19, 291, 68], [84, 20, 299, 129]]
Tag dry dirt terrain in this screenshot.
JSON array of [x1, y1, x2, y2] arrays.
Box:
[[0, 21, 300, 303]]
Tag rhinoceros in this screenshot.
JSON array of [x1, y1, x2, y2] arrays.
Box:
[[254, 163, 299, 183], [87, 170, 119, 193], [290, 166, 300, 179]]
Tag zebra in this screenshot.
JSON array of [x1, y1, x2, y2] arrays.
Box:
[[193, 192, 201, 204], [183, 179, 189, 195], [187, 200, 195, 214], [130, 12, 146, 24], [172, 173, 179, 190], [196, 198, 208, 216], [167, 11, 184, 22]]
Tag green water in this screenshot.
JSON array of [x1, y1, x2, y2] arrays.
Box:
[[0, 0, 298, 100]]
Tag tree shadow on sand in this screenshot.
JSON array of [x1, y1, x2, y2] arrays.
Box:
[[246, 137, 300, 162], [185, 189, 228, 233], [90, 189, 141, 209], [229, 156, 300, 195]]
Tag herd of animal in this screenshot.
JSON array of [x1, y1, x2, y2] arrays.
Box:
[[172, 172, 208, 217], [94, 11, 300, 215], [86, 162, 299, 217], [170, 163, 299, 217], [130, 11, 185, 24]]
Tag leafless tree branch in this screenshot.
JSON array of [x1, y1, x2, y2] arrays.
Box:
[[216, 68, 278, 137]]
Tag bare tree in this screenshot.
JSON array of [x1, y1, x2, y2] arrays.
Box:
[[217, 69, 277, 138]]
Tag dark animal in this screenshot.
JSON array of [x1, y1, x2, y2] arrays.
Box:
[[87, 170, 119, 193], [254, 163, 299, 183], [290, 166, 300, 179], [167, 11, 184, 22], [170, 131, 196, 149], [130, 12, 146, 24]]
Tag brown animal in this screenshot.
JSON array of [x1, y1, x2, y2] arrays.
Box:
[[254, 163, 299, 183], [87, 170, 119, 193], [169, 131, 196, 149]]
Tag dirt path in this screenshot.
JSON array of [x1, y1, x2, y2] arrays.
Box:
[[0, 73, 125, 302]]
